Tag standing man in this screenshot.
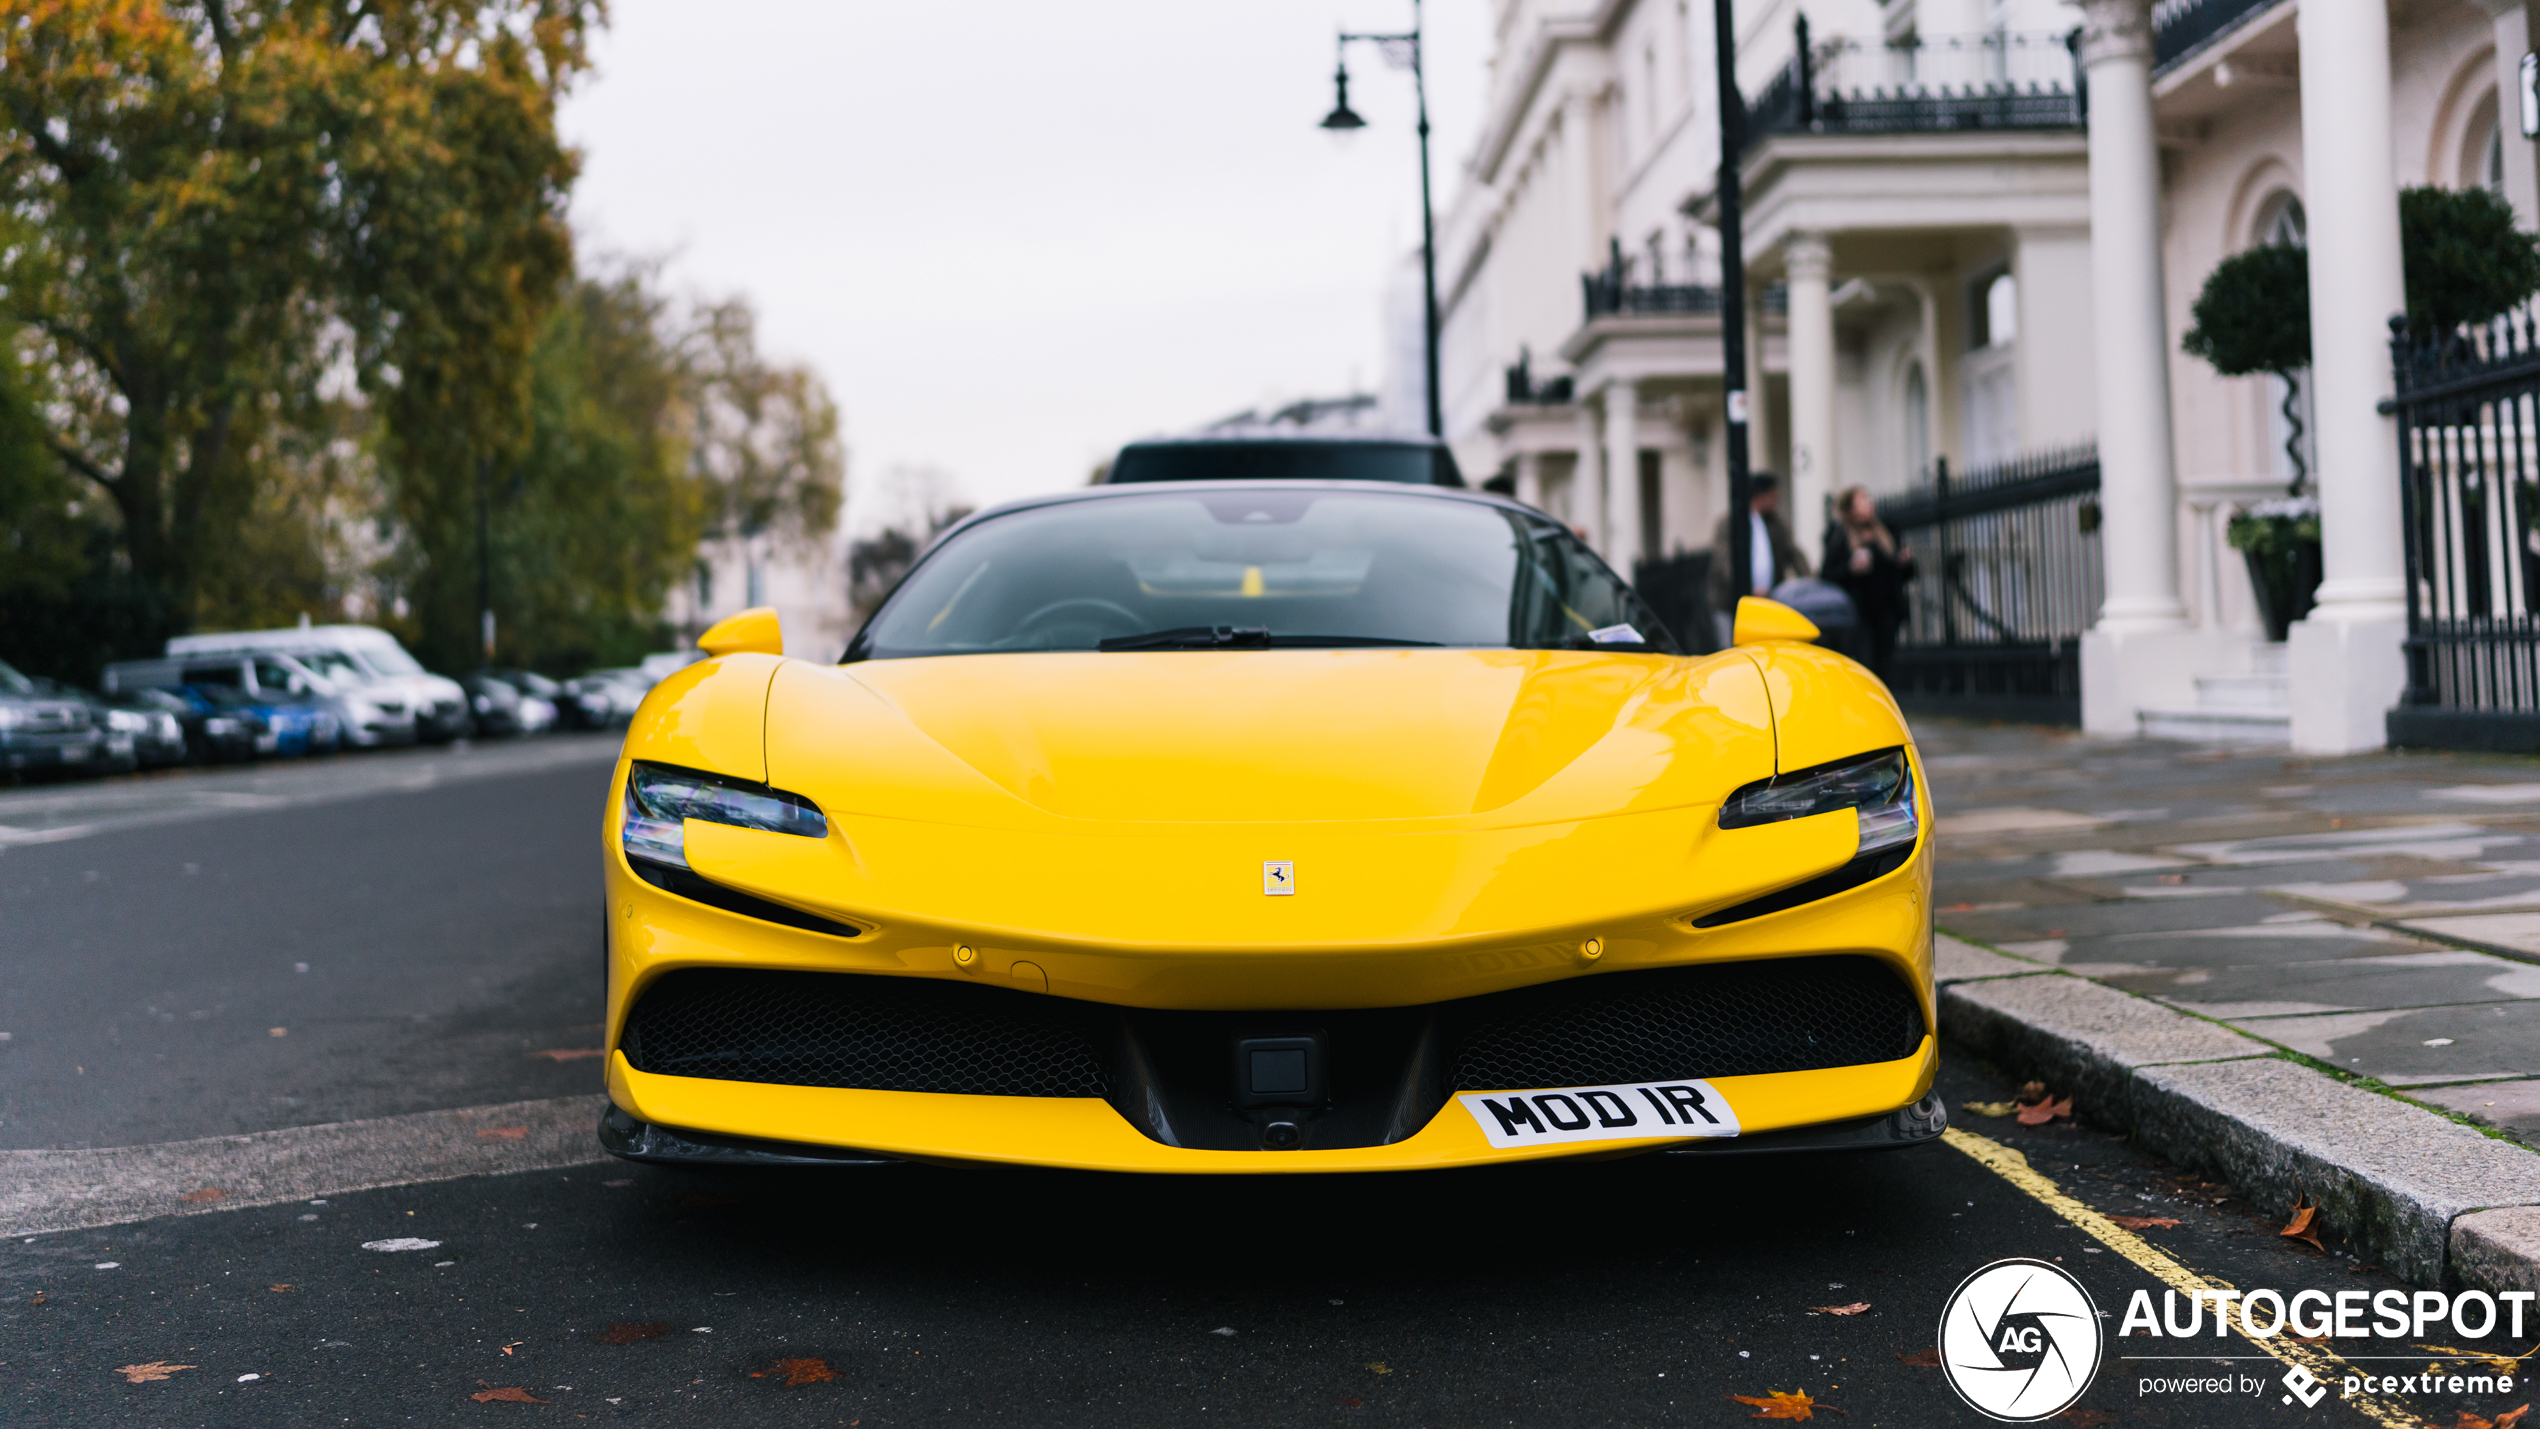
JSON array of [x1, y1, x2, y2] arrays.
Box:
[[1708, 472, 1811, 647]]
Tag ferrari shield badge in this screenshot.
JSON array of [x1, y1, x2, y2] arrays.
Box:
[[1263, 860, 1296, 896]]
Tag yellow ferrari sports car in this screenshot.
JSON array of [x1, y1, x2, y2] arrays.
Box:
[[597, 479, 1940, 1172]]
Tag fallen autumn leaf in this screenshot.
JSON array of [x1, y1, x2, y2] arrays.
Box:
[[475, 1126, 528, 1142], [1808, 1302, 1872, 1316], [1961, 1101, 2017, 1118], [1895, 1349, 1941, 1368], [2280, 1195, 2326, 1252], [470, 1386, 547, 1403], [1729, 1388, 1836, 1420], [749, 1358, 837, 1387], [593, 1321, 671, 1345], [2105, 1215, 2180, 1230], [116, 1362, 196, 1384], [2017, 1096, 2075, 1126], [178, 1187, 224, 1204]]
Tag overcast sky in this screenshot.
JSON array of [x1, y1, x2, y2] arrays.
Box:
[[559, 1, 1490, 533]]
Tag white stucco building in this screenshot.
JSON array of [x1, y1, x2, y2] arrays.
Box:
[[1436, 0, 2537, 751]]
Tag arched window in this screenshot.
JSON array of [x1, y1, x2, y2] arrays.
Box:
[[1902, 361, 1932, 479], [2259, 193, 2306, 248], [2460, 89, 2505, 195]]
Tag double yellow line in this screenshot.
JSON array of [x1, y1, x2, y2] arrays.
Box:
[[1945, 1127, 2417, 1429]]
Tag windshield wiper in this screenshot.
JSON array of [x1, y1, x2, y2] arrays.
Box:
[[1094, 628, 1445, 651], [1097, 626, 1272, 651]]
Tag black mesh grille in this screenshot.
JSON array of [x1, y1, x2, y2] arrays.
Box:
[[1450, 955, 1923, 1090], [623, 969, 1106, 1097]]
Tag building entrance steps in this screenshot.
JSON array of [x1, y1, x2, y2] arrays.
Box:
[[1919, 716, 2540, 1291], [2137, 638, 2292, 743]]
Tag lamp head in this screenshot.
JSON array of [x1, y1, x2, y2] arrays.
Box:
[[1320, 63, 1367, 134]]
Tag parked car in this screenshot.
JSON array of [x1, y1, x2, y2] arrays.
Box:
[[103, 653, 398, 751], [483, 669, 565, 732], [31, 677, 188, 771], [569, 668, 655, 726], [165, 625, 467, 742], [148, 685, 264, 764], [199, 683, 336, 757], [456, 672, 527, 737], [0, 658, 108, 778], [554, 674, 622, 729]]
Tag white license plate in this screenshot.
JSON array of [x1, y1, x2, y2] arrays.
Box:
[[1458, 1079, 1740, 1149]]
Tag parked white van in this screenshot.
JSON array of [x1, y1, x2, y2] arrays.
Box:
[[165, 626, 470, 742]]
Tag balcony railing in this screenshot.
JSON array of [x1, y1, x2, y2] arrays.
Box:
[[2152, 0, 2284, 73], [1744, 21, 2083, 149], [1580, 267, 1788, 323]]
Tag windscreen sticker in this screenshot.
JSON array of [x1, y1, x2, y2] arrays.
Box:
[[1457, 1079, 1740, 1149]]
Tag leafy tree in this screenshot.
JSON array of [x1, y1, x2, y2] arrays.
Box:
[[2399, 184, 2540, 336], [2182, 246, 2311, 379], [685, 299, 845, 555], [0, 0, 596, 649], [479, 265, 708, 673]]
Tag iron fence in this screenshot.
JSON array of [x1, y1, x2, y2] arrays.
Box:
[[1875, 446, 2103, 724], [2386, 307, 2540, 750], [2151, 0, 2286, 73]]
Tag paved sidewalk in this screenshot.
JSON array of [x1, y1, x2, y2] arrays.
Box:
[[1917, 719, 2540, 1148]]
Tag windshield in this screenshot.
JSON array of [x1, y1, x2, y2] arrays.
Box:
[[297, 650, 373, 684], [1108, 441, 1457, 487], [851, 488, 1675, 659], [353, 643, 426, 677], [0, 659, 31, 697]]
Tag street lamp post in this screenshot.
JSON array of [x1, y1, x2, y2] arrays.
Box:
[[1715, 0, 1755, 620], [1320, 0, 1442, 440]]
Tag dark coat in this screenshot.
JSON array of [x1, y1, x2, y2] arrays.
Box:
[[1708, 508, 1812, 613], [1821, 523, 1915, 631]]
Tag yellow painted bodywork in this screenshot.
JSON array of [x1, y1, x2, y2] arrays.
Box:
[[603, 643, 1936, 1173]]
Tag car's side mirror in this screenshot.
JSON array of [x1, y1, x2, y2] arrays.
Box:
[[1732, 596, 1821, 647], [698, 606, 784, 658]]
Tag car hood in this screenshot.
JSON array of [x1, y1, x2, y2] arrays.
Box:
[[766, 649, 1776, 828]]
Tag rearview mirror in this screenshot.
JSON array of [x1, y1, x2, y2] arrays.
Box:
[[698, 606, 784, 658]]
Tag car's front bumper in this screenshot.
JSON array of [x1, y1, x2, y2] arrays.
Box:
[[1, 731, 108, 772], [601, 1047, 1940, 1174]]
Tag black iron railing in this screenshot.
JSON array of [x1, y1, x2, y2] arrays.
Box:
[[2152, 0, 2285, 73], [2386, 307, 2540, 750], [1580, 268, 1788, 322], [1875, 445, 2103, 724], [1743, 20, 2083, 151]]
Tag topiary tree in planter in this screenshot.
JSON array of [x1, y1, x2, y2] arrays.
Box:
[[2184, 243, 2318, 638]]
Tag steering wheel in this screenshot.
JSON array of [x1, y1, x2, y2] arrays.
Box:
[[1010, 598, 1144, 646]]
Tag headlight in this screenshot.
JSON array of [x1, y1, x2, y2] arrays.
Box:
[[1718, 748, 1918, 856], [108, 709, 146, 733], [0, 706, 25, 731], [622, 762, 827, 869]]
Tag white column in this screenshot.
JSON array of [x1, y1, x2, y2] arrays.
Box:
[[2080, 0, 2184, 636], [2477, 0, 2539, 228], [2285, 0, 2410, 752], [2076, 0, 2243, 736], [1574, 396, 1607, 551], [1606, 378, 1643, 570], [1785, 232, 1837, 563], [1514, 450, 1544, 510]]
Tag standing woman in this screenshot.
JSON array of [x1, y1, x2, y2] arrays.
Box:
[[1822, 486, 1915, 682]]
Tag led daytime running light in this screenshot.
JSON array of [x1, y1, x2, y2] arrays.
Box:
[[621, 762, 827, 871], [1719, 749, 1918, 856]]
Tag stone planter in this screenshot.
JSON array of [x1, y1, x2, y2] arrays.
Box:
[[2241, 538, 2323, 642]]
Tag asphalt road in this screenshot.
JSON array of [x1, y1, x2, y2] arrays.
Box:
[[3, 737, 2530, 1426]]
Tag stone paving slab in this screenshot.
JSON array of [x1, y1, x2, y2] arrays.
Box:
[[2399, 910, 2540, 957], [2130, 1057, 2540, 1287], [2228, 1000, 2540, 1084], [1931, 933, 2047, 985], [1933, 892, 2307, 943], [2414, 1079, 2540, 1144], [2099, 948, 2540, 1020]]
